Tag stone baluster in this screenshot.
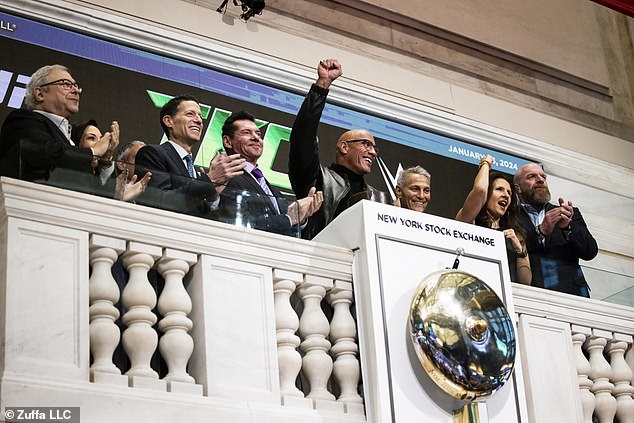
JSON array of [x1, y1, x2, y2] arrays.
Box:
[[585, 332, 617, 423], [298, 275, 335, 402], [273, 270, 304, 400], [571, 328, 595, 423], [607, 336, 634, 423], [89, 234, 125, 380], [627, 342, 634, 422], [156, 248, 197, 389], [121, 242, 162, 384], [327, 281, 364, 414], [627, 343, 634, 386]]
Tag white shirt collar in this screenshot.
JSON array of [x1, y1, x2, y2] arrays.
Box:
[[166, 140, 190, 160], [33, 110, 74, 145], [244, 161, 256, 174]]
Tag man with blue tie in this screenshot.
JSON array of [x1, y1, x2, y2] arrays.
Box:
[[135, 95, 246, 217], [217, 111, 323, 236]]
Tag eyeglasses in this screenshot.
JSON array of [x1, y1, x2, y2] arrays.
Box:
[[346, 139, 378, 154], [39, 79, 82, 93]]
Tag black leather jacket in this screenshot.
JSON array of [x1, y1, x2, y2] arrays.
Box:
[[289, 84, 378, 239]]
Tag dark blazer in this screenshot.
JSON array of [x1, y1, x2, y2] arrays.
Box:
[[134, 142, 218, 217], [0, 109, 94, 184], [216, 171, 295, 236], [518, 203, 598, 297]]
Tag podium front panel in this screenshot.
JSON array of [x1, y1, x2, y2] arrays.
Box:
[[314, 201, 529, 423]]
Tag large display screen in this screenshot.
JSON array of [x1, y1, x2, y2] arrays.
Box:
[[0, 10, 531, 218]]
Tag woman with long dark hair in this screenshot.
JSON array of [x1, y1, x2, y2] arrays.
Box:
[[456, 155, 531, 285]]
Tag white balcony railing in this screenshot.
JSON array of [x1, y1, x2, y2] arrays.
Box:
[[1, 177, 633, 423], [0, 177, 363, 423], [513, 284, 634, 422]]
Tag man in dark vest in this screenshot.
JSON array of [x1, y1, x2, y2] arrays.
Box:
[[288, 59, 381, 239]]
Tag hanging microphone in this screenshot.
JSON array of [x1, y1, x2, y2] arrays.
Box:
[[452, 247, 465, 270]]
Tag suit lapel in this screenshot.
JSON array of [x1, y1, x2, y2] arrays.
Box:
[[161, 142, 189, 177], [243, 172, 264, 193], [35, 112, 72, 146]]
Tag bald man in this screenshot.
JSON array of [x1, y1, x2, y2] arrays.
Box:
[[289, 59, 382, 239], [514, 163, 598, 297]]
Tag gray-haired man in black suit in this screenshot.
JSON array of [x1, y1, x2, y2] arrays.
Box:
[[0, 64, 117, 183]]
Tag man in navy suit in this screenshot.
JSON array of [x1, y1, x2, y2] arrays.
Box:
[[216, 111, 323, 236], [514, 163, 598, 297], [0, 64, 117, 184], [134, 95, 246, 217]]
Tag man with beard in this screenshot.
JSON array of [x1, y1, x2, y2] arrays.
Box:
[[289, 59, 382, 239], [514, 163, 598, 297]]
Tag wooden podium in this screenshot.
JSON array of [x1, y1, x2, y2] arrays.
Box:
[[314, 200, 530, 423]]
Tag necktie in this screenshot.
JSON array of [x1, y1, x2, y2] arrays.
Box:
[[251, 167, 279, 213], [251, 167, 264, 180], [184, 154, 195, 178]]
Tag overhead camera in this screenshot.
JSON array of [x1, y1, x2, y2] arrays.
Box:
[[217, 0, 266, 22]]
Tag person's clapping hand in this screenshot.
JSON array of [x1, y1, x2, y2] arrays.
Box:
[[540, 197, 574, 235], [287, 187, 323, 225], [114, 168, 151, 202], [557, 197, 574, 229], [205, 150, 246, 194], [91, 121, 120, 160]]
